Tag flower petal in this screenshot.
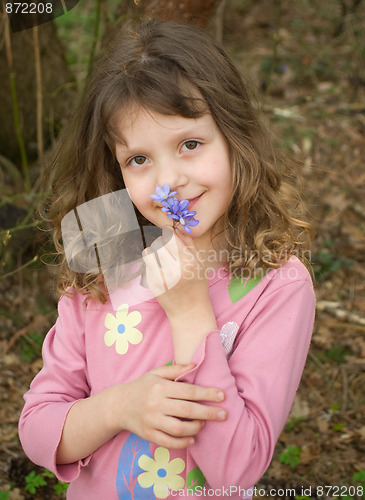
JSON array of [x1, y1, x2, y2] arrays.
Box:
[[115, 336, 129, 355], [153, 481, 170, 499], [117, 303, 129, 313], [167, 457, 185, 475], [167, 474, 185, 491], [126, 328, 143, 345], [125, 310, 142, 327], [139, 454, 157, 473], [104, 312, 117, 330], [178, 200, 189, 211], [104, 330, 117, 346], [138, 471, 156, 489], [154, 447, 170, 466]]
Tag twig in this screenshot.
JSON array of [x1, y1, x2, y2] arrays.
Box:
[[341, 366, 348, 411], [85, 0, 102, 88], [316, 300, 365, 327], [33, 25, 44, 164], [3, 9, 30, 191], [5, 310, 55, 353], [0, 255, 38, 281], [0, 220, 41, 238]]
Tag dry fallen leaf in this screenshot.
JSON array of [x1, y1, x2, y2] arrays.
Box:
[[289, 394, 310, 419]]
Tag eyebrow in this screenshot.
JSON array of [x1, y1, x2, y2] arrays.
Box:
[[116, 122, 212, 154]]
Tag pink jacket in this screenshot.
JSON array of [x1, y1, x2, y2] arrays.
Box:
[[19, 257, 315, 499]]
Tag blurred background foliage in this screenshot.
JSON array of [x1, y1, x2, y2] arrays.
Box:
[[1, 0, 365, 498]]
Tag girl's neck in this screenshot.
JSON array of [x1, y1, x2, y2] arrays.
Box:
[[193, 231, 228, 270]]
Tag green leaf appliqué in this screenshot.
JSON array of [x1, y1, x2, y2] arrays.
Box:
[[228, 274, 265, 303], [187, 467, 206, 493]]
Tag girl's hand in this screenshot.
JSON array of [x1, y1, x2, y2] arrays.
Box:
[[112, 363, 227, 450], [141, 226, 209, 318]]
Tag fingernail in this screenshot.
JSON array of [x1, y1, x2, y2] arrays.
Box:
[[217, 391, 225, 401], [218, 410, 227, 420]]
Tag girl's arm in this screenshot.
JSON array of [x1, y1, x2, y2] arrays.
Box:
[[173, 265, 315, 490], [55, 363, 226, 465], [168, 301, 218, 364], [19, 294, 227, 479]]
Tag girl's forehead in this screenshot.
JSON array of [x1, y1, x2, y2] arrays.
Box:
[[113, 105, 214, 144]]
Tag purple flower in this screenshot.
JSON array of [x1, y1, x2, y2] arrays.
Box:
[[150, 183, 177, 203], [150, 184, 200, 233], [179, 214, 200, 233]]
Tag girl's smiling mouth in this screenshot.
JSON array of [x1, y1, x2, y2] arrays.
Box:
[[186, 193, 203, 210]]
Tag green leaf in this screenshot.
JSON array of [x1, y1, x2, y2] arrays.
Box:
[[42, 469, 55, 479], [353, 470, 365, 483], [54, 481, 69, 495], [24, 470, 47, 493], [186, 467, 206, 493], [0, 491, 10, 500], [279, 446, 302, 468], [228, 273, 265, 303]]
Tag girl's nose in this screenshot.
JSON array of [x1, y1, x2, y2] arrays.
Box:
[[156, 165, 189, 194]]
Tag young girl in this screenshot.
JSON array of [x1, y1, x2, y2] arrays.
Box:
[[19, 20, 316, 499]]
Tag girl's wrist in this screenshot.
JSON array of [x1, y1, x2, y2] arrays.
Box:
[[104, 384, 130, 435], [168, 303, 218, 364], [166, 300, 215, 326]]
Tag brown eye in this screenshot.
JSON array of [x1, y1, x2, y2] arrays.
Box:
[[129, 155, 148, 166], [182, 140, 200, 151]]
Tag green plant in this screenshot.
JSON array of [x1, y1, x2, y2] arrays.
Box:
[[23, 469, 69, 497], [24, 470, 47, 494], [20, 331, 44, 363], [353, 470, 365, 499], [316, 345, 353, 364], [313, 247, 353, 282], [54, 481, 69, 495], [279, 445, 302, 468], [285, 416, 306, 432], [0, 491, 10, 500]]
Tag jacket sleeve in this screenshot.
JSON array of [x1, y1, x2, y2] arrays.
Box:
[[18, 293, 92, 482], [176, 276, 315, 490]]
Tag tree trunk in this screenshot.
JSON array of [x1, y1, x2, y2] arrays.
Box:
[[0, 20, 76, 166]]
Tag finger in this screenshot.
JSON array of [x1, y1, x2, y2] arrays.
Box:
[[174, 227, 203, 269], [159, 227, 180, 261], [163, 399, 227, 423], [150, 229, 177, 260], [158, 415, 203, 438], [142, 250, 167, 295], [148, 429, 195, 450], [166, 381, 225, 403]]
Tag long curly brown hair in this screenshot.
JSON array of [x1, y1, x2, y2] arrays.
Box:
[[44, 19, 314, 303]]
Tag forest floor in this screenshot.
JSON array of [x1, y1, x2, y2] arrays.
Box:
[[0, 1, 365, 499]]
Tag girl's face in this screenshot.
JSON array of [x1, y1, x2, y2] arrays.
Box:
[[115, 105, 232, 251]]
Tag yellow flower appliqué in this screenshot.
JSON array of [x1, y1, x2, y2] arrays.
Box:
[[104, 304, 142, 355], [138, 447, 185, 498]]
